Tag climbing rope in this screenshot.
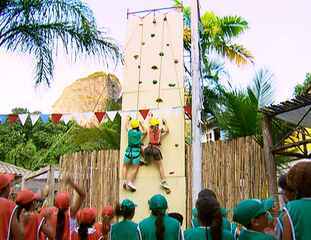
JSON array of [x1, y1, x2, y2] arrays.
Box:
[[136, 18, 145, 116]]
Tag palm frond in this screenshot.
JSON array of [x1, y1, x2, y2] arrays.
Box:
[[217, 43, 254, 65], [220, 16, 248, 39], [248, 68, 274, 108]]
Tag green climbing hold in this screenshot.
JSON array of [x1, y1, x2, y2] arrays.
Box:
[[151, 65, 158, 70], [156, 98, 163, 103], [153, 80, 158, 84], [159, 52, 164, 57], [168, 83, 176, 87], [151, 33, 155, 38]]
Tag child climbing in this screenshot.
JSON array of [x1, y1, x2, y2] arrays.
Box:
[[123, 116, 146, 192], [143, 117, 170, 193]]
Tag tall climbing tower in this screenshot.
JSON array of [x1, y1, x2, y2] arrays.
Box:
[[120, 7, 185, 223]]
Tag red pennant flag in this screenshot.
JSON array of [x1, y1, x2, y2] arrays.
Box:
[[51, 113, 63, 124], [184, 105, 192, 119], [8, 114, 18, 123], [139, 109, 150, 120], [95, 112, 106, 123]]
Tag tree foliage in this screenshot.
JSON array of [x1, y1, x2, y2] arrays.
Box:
[[294, 72, 311, 96], [0, 0, 121, 85]]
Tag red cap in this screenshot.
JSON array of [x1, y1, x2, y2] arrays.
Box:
[[0, 174, 14, 191], [55, 192, 70, 209], [77, 208, 97, 224], [16, 189, 36, 206], [101, 205, 114, 217]]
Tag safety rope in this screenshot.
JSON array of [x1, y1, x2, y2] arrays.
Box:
[[157, 14, 166, 109], [136, 18, 145, 116]]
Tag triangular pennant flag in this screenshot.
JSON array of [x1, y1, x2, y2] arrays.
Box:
[[139, 109, 150, 120], [95, 112, 106, 123], [8, 114, 18, 123], [106, 111, 117, 122], [40, 114, 49, 124], [184, 105, 192, 119], [51, 113, 62, 124], [18, 114, 28, 125], [31, 114, 40, 125], [129, 111, 137, 119], [0, 115, 7, 124], [82, 112, 93, 122], [119, 111, 127, 119], [61, 114, 72, 124]]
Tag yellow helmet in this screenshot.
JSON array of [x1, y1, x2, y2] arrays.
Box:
[[149, 117, 160, 127], [130, 119, 140, 129]]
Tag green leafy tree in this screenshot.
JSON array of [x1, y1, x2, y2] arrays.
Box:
[[294, 72, 311, 96], [0, 0, 121, 85]]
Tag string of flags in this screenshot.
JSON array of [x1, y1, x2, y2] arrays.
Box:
[[0, 106, 192, 126]]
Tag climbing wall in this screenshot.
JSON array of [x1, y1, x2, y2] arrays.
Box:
[[120, 8, 186, 223]]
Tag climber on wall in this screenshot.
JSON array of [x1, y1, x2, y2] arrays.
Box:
[[123, 116, 146, 192], [143, 117, 171, 192]]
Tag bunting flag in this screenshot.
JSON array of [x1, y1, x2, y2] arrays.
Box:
[[8, 114, 18, 123], [18, 114, 28, 125], [139, 109, 150, 120], [31, 114, 41, 125], [40, 114, 49, 124], [106, 111, 118, 122], [82, 112, 93, 122], [129, 111, 137, 119], [184, 105, 192, 119], [51, 113, 62, 124], [72, 113, 83, 123], [95, 112, 106, 123], [61, 114, 72, 124], [0, 115, 7, 124]]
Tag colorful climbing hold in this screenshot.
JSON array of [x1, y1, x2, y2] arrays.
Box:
[[151, 65, 158, 70]]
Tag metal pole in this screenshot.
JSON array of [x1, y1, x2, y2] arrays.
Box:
[[191, 0, 202, 206]]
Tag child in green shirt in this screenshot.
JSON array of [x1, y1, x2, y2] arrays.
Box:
[[110, 199, 139, 240], [233, 199, 276, 240]]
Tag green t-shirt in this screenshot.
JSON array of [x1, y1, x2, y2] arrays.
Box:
[[285, 198, 311, 240], [238, 229, 276, 240], [128, 129, 142, 146], [138, 214, 182, 240], [184, 226, 233, 240], [110, 220, 139, 240]]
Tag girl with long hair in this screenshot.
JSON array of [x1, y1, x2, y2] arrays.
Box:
[[110, 199, 139, 240], [138, 194, 182, 240], [185, 197, 233, 240]]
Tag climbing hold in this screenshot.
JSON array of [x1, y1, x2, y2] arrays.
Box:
[[133, 54, 139, 60], [163, 16, 167, 21], [151, 33, 155, 38], [153, 19, 156, 24], [142, 42, 145, 46], [138, 65, 141, 69], [175, 144, 179, 147], [156, 98, 163, 103], [152, 80, 158, 85], [159, 52, 164, 57], [139, 81, 142, 84], [168, 83, 176, 87], [174, 59, 179, 64], [151, 65, 158, 70], [166, 43, 170, 47], [169, 171, 175, 175]]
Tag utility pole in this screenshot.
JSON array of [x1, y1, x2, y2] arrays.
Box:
[[191, 0, 202, 206]]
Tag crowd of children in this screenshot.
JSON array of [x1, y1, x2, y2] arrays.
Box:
[[0, 161, 310, 239]]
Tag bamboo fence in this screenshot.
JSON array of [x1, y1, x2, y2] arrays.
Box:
[[59, 136, 268, 223], [59, 150, 119, 213]]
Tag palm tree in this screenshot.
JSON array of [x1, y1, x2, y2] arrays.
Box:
[[0, 0, 121, 85]]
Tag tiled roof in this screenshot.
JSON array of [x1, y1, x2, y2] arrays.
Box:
[[0, 161, 31, 176]]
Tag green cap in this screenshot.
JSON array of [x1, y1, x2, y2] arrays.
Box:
[[233, 199, 268, 226], [121, 199, 137, 210], [262, 197, 274, 211], [148, 194, 168, 210]]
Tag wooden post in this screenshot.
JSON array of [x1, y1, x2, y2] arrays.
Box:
[[191, 0, 203, 206], [262, 115, 277, 195], [47, 165, 55, 206]]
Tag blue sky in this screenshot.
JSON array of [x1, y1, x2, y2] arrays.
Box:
[[0, 0, 310, 113]]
